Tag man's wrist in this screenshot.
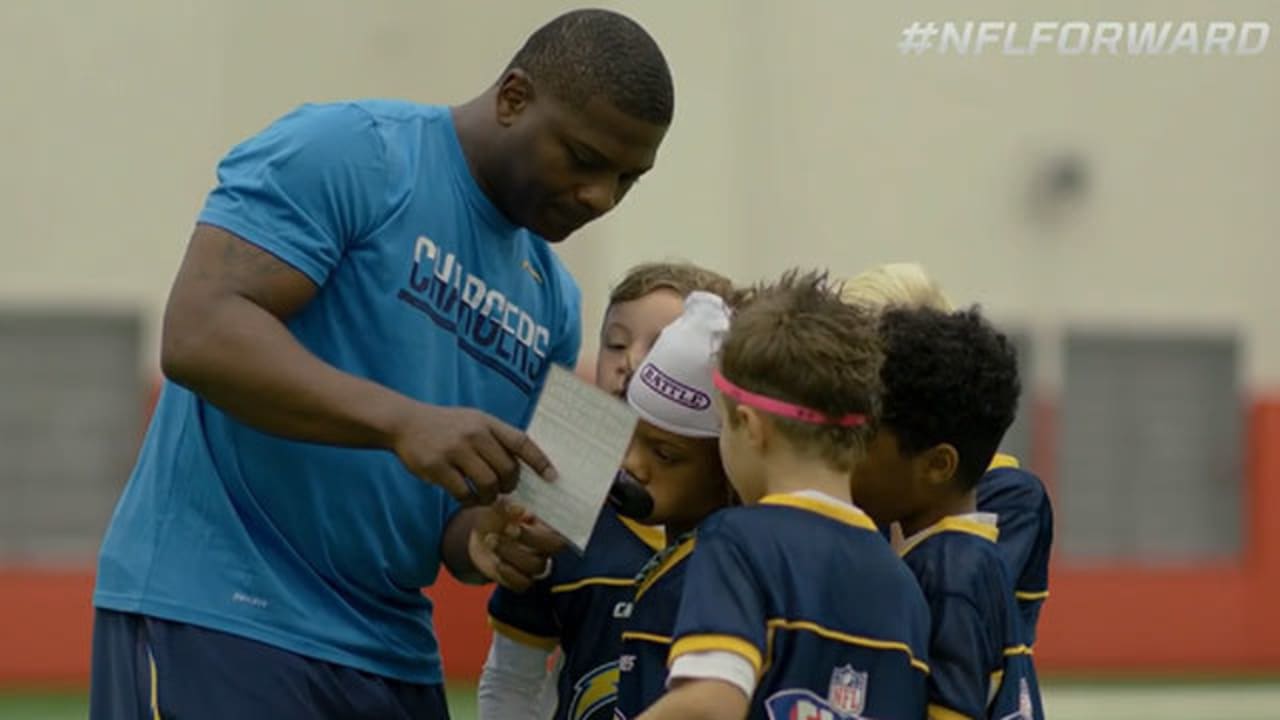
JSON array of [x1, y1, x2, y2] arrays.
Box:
[[370, 395, 423, 452], [443, 507, 488, 584]]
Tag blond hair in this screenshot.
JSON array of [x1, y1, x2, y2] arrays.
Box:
[[840, 262, 953, 312]]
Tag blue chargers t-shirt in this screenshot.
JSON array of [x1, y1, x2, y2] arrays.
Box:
[[94, 101, 582, 684]]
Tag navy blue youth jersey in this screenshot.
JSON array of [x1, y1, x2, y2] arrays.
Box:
[[978, 455, 1054, 644], [669, 494, 930, 720], [900, 516, 1044, 720], [613, 533, 696, 719], [488, 505, 665, 720]]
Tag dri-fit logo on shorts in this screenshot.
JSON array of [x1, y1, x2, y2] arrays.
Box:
[[399, 235, 552, 394]]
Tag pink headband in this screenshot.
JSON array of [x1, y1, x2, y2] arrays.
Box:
[[712, 370, 868, 427]]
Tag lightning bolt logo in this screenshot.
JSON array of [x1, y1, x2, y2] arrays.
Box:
[[522, 259, 544, 284], [570, 661, 620, 720]]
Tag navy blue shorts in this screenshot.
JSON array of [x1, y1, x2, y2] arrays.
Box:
[[89, 609, 451, 719]]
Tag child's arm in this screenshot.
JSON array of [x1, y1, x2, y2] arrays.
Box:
[[477, 633, 556, 720], [636, 677, 748, 720], [479, 581, 562, 720], [924, 593, 998, 720], [979, 471, 1051, 599], [649, 520, 767, 719]]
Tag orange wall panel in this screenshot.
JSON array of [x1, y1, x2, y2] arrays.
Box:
[[430, 574, 495, 679], [1031, 396, 1280, 672], [0, 569, 94, 686]]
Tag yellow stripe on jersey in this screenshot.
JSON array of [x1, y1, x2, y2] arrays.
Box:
[[758, 494, 877, 532], [669, 634, 763, 674], [988, 453, 1020, 470], [619, 516, 667, 551], [488, 616, 559, 650], [148, 648, 160, 720], [1003, 644, 1034, 656], [1015, 589, 1050, 601], [550, 576, 635, 594], [635, 536, 696, 601], [989, 669, 1005, 706], [622, 631, 672, 645], [928, 703, 974, 720], [898, 516, 1000, 558], [765, 619, 930, 674]]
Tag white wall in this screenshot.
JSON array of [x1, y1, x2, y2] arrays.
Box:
[[0, 0, 584, 342], [2, 1, 1277, 385]]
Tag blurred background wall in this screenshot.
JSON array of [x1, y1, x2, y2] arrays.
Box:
[[1, 0, 1278, 702]]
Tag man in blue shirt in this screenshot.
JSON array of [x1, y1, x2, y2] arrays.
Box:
[[89, 9, 673, 719]]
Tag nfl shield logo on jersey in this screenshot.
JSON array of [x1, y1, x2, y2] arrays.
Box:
[[827, 665, 867, 716]]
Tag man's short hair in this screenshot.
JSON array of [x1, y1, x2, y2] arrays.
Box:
[[507, 9, 674, 125]]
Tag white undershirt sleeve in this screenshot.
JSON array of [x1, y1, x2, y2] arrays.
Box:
[[667, 650, 757, 700], [477, 633, 557, 720]]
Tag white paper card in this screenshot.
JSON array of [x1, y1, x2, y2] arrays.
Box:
[[512, 364, 638, 552]]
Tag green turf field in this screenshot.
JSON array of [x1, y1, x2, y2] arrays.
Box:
[[3, 681, 1280, 719], [0, 686, 479, 720]]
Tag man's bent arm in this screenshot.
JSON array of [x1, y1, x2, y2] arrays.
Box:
[[161, 223, 416, 450]]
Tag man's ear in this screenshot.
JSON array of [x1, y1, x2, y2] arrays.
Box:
[[495, 69, 534, 127]]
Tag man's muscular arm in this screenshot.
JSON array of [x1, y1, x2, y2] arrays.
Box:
[[161, 223, 553, 504]]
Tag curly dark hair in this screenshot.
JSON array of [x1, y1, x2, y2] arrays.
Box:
[[719, 270, 882, 471], [506, 9, 674, 126], [878, 305, 1021, 489]]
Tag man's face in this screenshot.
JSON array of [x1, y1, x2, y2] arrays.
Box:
[[495, 73, 668, 241]]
